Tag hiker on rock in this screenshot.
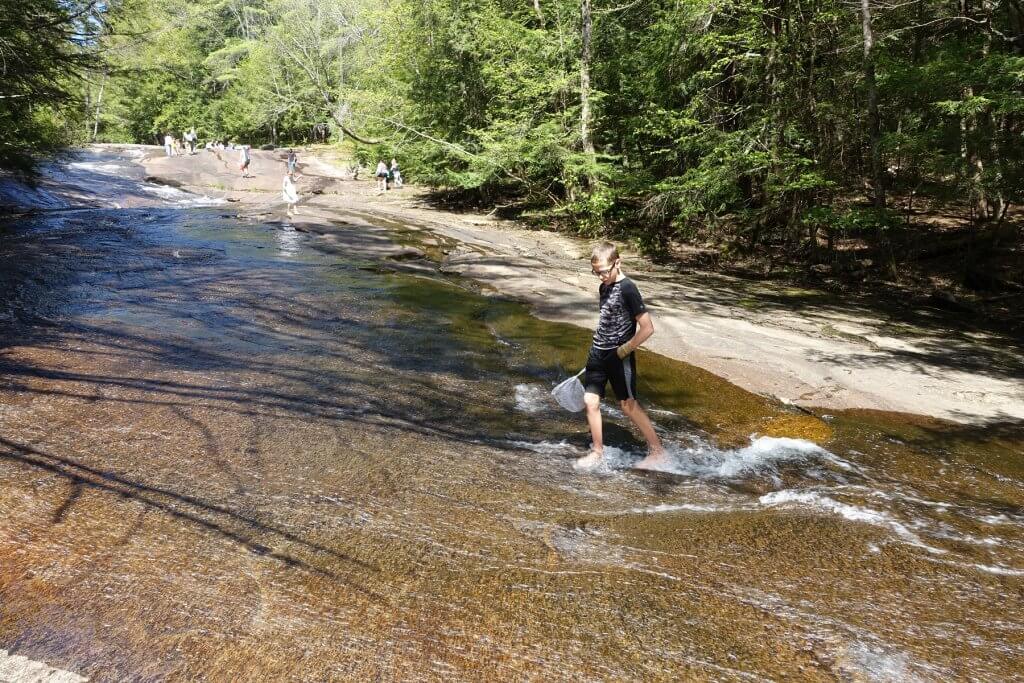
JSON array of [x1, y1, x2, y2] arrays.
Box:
[[390, 158, 402, 188], [375, 160, 389, 192], [575, 242, 668, 471], [239, 145, 251, 177], [287, 149, 298, 175]]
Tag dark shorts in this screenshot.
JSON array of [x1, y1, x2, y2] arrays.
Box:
[[584, 346, 637, 401]]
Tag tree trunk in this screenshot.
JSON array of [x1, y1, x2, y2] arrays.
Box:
[[579, 0, 596, 188], [328, 106, 381, 145], [580, 0, 595, 156], [979, 0, 997, 219], [92, 74, 106, 141], [861, 0, 885, 208], [83, 89, 91, 140]]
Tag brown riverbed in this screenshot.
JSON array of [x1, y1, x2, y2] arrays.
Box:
[[1, 149, 1022, 681]]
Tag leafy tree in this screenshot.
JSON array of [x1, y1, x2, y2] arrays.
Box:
[[0, 0, 106, 166]]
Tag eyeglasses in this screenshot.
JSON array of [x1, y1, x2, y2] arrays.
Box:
[[592, 264, 616, 277]]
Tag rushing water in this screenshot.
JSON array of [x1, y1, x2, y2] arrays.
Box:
[[0, 149, 1022, 681]]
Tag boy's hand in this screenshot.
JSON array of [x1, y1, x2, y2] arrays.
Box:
[[616, 341, 635, 359]]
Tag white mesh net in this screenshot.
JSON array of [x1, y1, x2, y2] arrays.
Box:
[[551, 370, 586, 412]]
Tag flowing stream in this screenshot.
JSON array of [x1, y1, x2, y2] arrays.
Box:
[[0, 149, 1022, 681]]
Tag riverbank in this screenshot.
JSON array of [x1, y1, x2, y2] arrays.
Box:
[[122, 144, 1024, 425]]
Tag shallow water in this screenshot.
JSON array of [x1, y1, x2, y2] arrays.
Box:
[[0, 150, 1022, 681]]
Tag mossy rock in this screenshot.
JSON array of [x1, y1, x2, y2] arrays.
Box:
[[760, 414, 833, 443]]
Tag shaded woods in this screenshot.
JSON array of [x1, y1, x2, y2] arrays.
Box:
[[3, 0, 1023, 302]]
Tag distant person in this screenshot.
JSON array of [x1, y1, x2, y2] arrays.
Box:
[[239, 145, 251, 177], [287, 149, 298, 175], [282, 167, 299, 217], [164, 133, 173, 157], [574, 241, 667, 471], [375, 160, 389, 192], [390, 158, 402, 188], [186, 127, 197, 154]]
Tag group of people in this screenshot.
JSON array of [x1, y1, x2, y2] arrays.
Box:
[[375, 158, 402, 192], [164, 128, 258, 161], [161, 133, 411, 223], [283, 153, 405, 217], [163, 128, 199, 156]]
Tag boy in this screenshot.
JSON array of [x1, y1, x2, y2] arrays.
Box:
[[575, 242, 668, 471]]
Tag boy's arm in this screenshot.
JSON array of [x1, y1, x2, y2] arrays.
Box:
[[616, 312, 654, 359]]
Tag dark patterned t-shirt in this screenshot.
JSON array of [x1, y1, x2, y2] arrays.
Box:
[[592, 277, 646, 350]]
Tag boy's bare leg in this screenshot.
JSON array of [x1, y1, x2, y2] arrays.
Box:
[[620, 399, 669, 469], [575, 392, 605, 468]]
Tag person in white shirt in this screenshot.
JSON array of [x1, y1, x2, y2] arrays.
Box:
[[390, 158, 402, 188], [239, 145, 251, 177], [282, 167, 299, 217], [164, 134, 173, 157]]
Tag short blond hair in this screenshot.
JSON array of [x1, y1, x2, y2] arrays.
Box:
[[590, 241, 619, 264]]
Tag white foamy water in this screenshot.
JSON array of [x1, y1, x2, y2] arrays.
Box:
[[923, 555, 1024, 576], [512, 435, 849, 482], [571, 445, 635, 472], [512, 434, 1024, 564], [67, 160, 127, 174], [978, 512, 1024, 526], [759, 489, 945, 553], [648, 435, 851, 482], [508, 440, 578, 455], [142, 183, 225, 206], [513, 384, 550, 413], [618, 502, 734, 514]]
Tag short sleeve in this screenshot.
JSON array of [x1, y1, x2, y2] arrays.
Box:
[[622, 281, 647, 319]]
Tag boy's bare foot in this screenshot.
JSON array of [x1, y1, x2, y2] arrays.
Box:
[[634, 450, 671, 471], [573, 450, 604, 470]]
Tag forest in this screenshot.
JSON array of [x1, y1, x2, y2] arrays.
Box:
[[2, 0, 1022, 295]]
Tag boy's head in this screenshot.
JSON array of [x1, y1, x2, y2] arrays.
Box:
[[591, 242, 621, 283]]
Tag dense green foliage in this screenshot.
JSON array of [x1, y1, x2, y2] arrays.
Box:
[[7, 0, 1023, 278], [0, 0, 107, 166], [95, 0, 384, 146], [373, 0, 1024, 259]]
